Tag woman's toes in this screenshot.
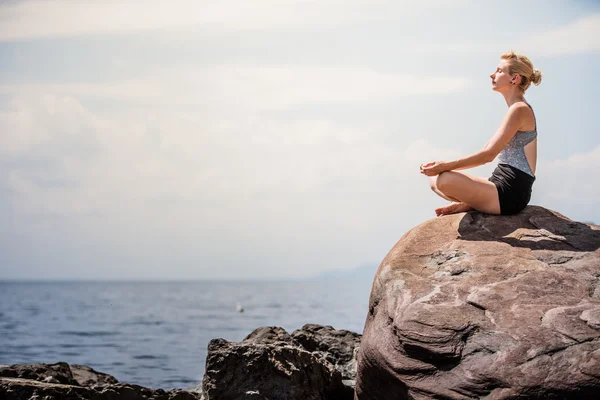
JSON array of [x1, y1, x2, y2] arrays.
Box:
[[435, 202, 470, 217], [435, 205, 451, 216]]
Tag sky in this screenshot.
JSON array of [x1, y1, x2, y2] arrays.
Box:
[[1, 0, 599, 280]]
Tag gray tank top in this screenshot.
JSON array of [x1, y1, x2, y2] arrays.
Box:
[[497, 101, 537, 177]]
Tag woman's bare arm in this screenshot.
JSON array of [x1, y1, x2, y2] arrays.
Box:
[[446, 149, 494, 171], [447, 104, 529, 171]]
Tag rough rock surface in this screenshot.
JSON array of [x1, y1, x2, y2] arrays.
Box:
[[70, 364, 119, 386], [201, 325, 359, 400], [355, 206, 600, 400], [0, 362, 200, 400], [0, 362, 80, 386], [291, 324, 361, 385]]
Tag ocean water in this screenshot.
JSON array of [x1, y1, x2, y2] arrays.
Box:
[[0, 280, 373, 390]]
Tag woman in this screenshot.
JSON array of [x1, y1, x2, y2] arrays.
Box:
[[420, 50, 542, 217]]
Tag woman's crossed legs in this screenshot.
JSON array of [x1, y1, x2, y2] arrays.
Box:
[[429, 171, 501, 216]]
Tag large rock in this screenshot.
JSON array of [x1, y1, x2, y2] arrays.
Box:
[[0, 362, 80, 386], [0, 362, 119, 387], [0, 362, 200, 400], [355, 206, 600, 400], [201, 325, 357, 400]]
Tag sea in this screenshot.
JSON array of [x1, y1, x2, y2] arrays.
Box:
[[0, 280, 374, 390]]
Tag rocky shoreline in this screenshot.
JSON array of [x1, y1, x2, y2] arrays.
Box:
[[0, 324, 361, 400], [4, 206, 600, 400]]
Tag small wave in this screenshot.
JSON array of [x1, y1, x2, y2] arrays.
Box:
[[23, 306, 41, 316], [59, 330, 119, 337], [137, 364, 161, 369], [2, 323, 19, 330], [161, 377, 198, 385], [133, 355, 164, 360], [178, 377, 198, 384], [125, 320, 164, 326], [59, 351, 81, 357], [5, 344, 43, 351], [58, 343, 120, 349], [58, 343, 83, 349]]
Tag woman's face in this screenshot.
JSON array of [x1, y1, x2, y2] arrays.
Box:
[[490, 60, 514, 91]]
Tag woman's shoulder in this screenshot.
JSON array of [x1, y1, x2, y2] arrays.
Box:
[[508, 101, 536, 132], [508, 101, 532, 111], [507, 101, 534, 119]]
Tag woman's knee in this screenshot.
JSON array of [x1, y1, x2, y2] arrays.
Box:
[[436, 172, 453, 191], [429, 175, 439, 191]]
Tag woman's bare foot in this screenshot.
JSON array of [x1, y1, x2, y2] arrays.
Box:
[[435, 202, 474, 217]]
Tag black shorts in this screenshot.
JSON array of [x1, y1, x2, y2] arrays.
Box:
[[488, 163, 535, 215]]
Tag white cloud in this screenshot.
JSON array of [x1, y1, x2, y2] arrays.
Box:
[[544, 145, 600, 170], [0, 65, 471, 111], [517, 14, 600, 57], [0, 93, 106, 156], [0, 90, 399, 209], [0, 58, 472, 246], [412, 14, 600, 58], [1, 89, 435, 278], [0, 0, 470, 41], [533, 145, 600, 222]]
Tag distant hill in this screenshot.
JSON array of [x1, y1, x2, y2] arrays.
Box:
[[310, 263, 378, 281]]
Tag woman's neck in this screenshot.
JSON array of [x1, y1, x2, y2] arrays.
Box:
[[503, 90, 526, 107]]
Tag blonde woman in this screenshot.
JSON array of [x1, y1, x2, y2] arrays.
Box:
[[421, 51, 542, 216]]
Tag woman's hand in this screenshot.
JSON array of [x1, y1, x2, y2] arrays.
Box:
[[420, 161, 449, 176]]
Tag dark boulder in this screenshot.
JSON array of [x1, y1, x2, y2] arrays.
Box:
[[201, 326, 357, 400], [0, 362, 200, 400], [0, 362, 79, 386]]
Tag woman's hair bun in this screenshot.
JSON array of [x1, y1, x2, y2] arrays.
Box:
[[531, 68, 542, 86]]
